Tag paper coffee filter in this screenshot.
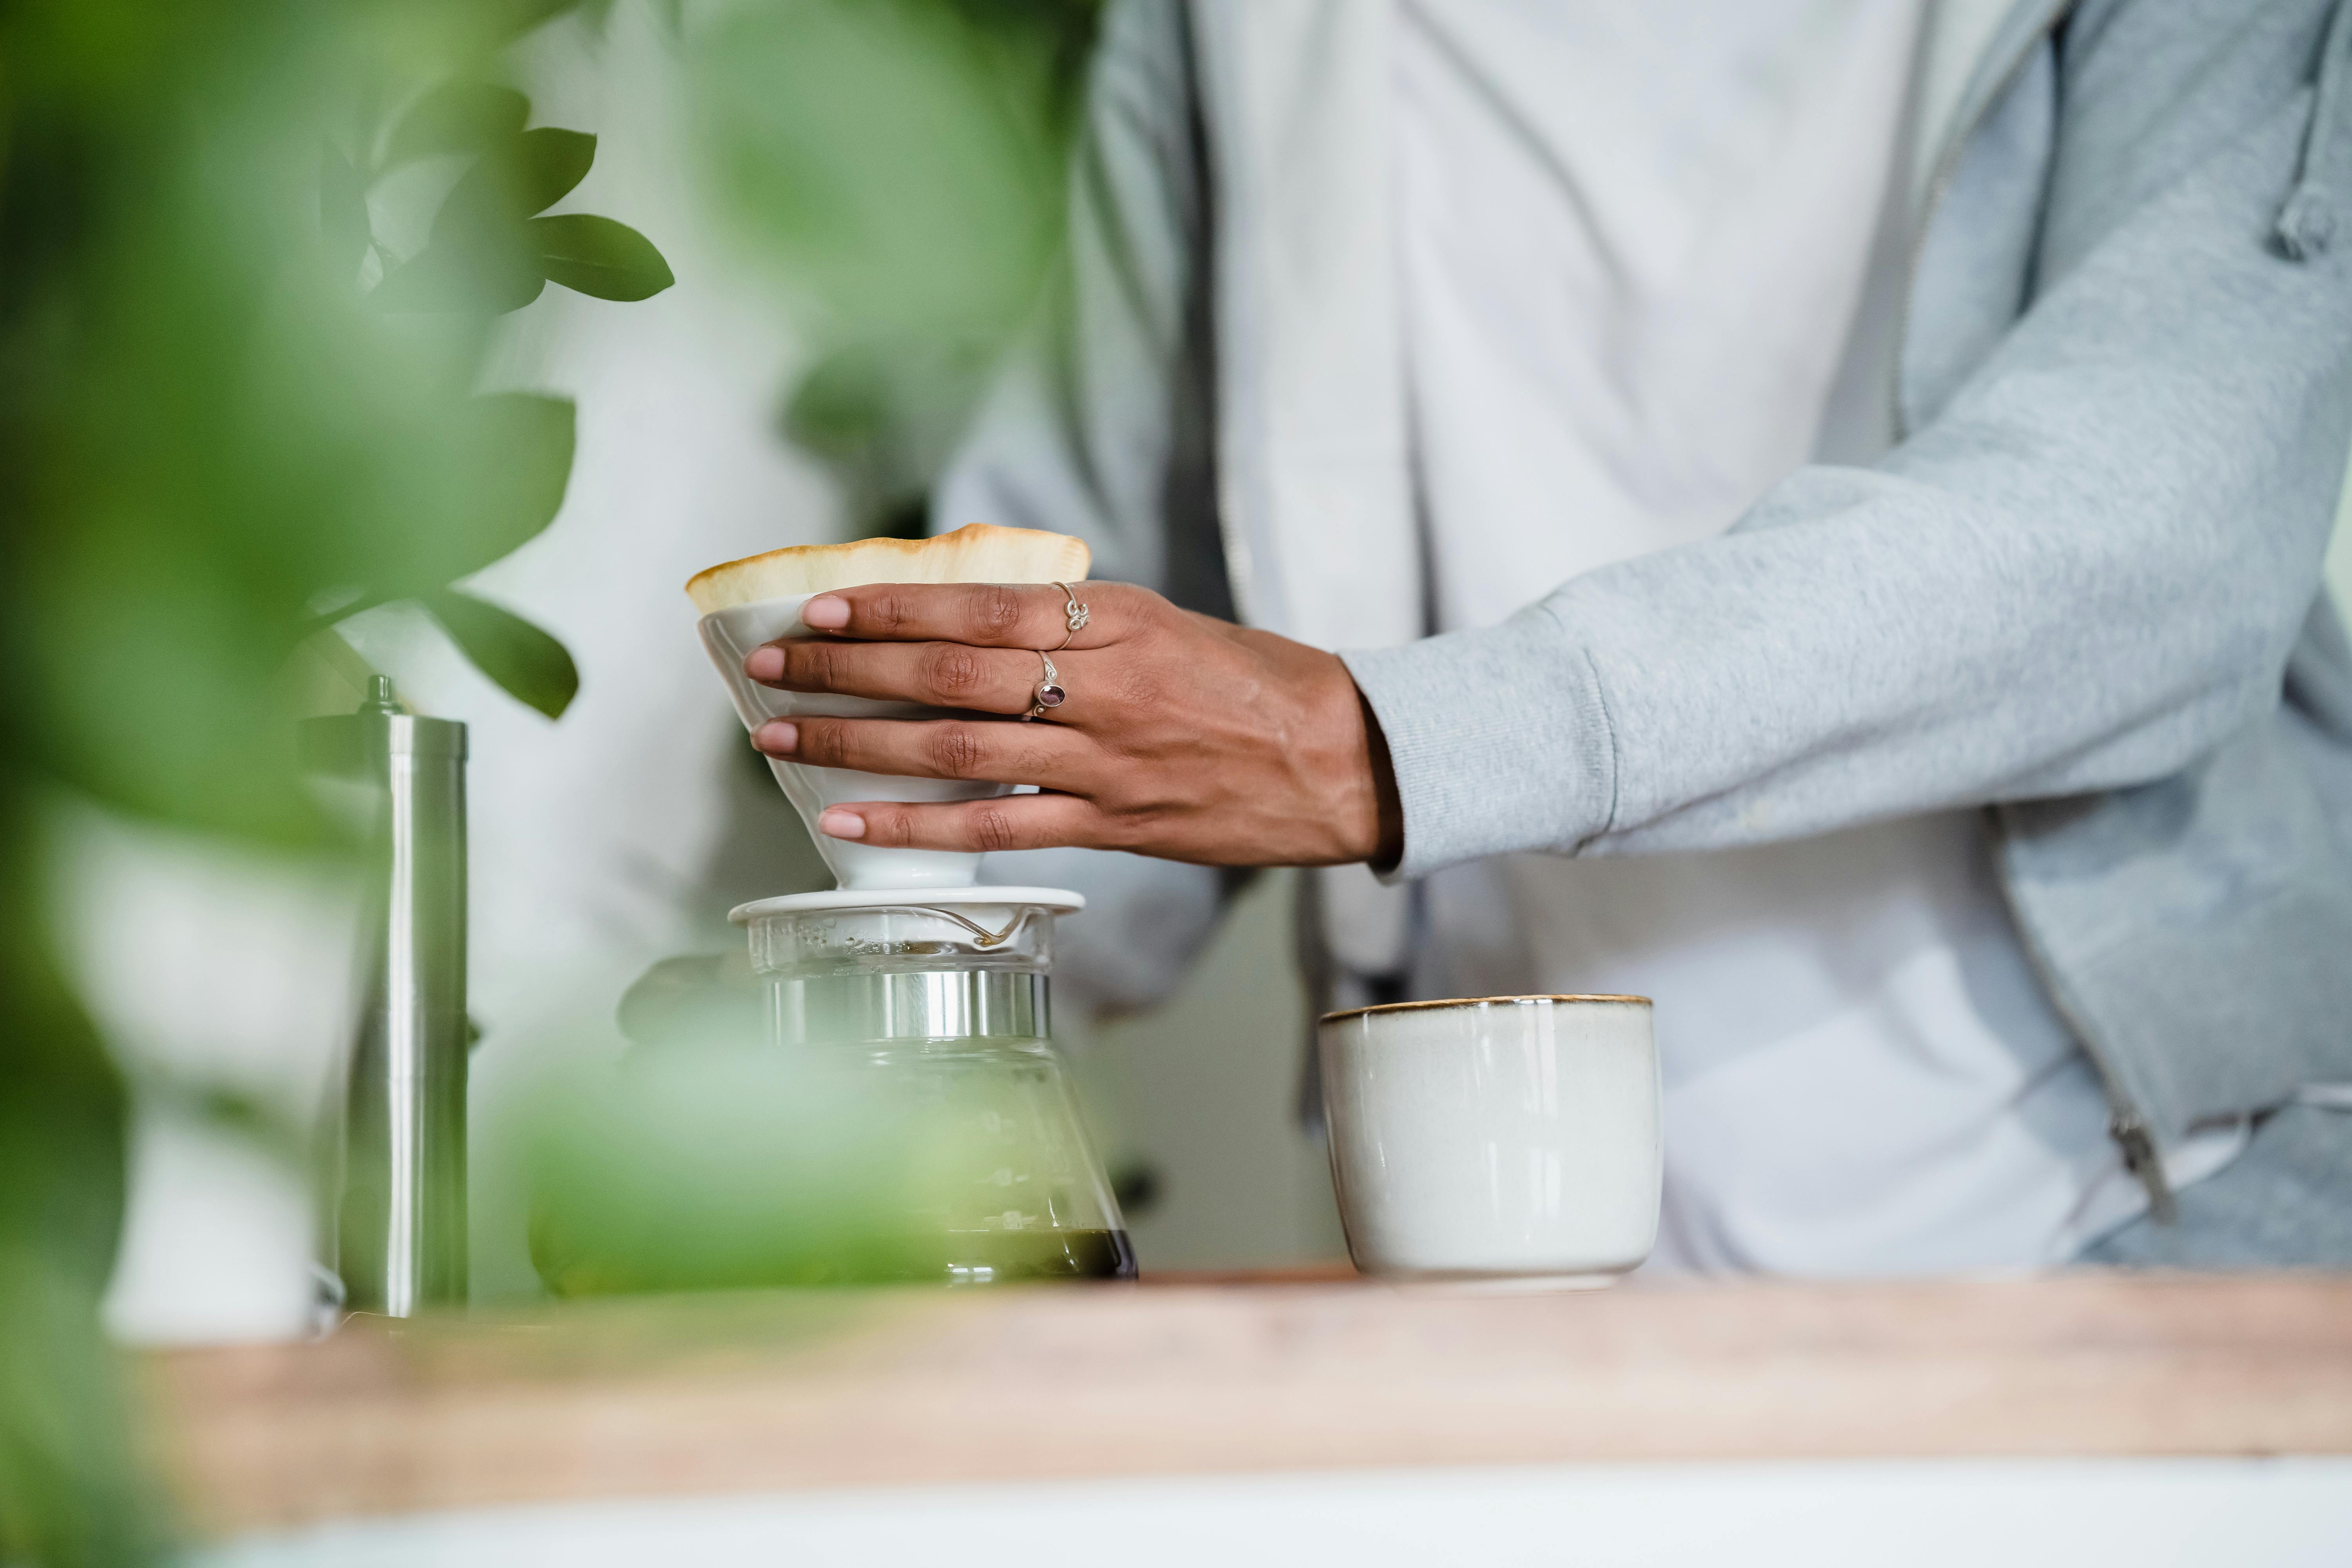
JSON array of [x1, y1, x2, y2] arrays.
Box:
[[689, 524, 1093, 895], [685, 523, 1089, 614]]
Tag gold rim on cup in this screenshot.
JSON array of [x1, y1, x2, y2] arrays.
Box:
[[1319, 993, 1652, 1025]]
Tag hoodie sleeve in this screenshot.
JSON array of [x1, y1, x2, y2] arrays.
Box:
[[1348, 0, 2352, 880]]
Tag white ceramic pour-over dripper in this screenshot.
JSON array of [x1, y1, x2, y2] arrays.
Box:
[[699, 593, 1016, 891]]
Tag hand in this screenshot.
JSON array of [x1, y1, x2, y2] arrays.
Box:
[[743, 582, 1403, 867]]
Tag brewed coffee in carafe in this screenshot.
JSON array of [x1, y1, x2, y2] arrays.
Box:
[[745, 890, 1132, 1283], [532, 887, 1132, 1293]]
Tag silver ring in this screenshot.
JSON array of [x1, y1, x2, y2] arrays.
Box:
[[1025, 649, 1073, 724], [1022, 651, 1067, 721], [1049, 582, 1089, 652]]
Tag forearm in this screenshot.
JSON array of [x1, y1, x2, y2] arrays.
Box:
[[1351, 456, 2334, 877]]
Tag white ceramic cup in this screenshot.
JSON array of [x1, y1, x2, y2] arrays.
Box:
[[1318, 995, 1661, 1288], [698, 593, 1018, 891]]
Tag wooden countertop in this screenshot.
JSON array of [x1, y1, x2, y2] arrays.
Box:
[[145, 1271, 2352, 1537]]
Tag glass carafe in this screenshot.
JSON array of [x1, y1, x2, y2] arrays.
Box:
[[740, 890, 1134, 1284], [532, 889, 1132, 1293]]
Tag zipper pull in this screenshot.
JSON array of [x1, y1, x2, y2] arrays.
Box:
[[2111, 1109, 2178, 1225]]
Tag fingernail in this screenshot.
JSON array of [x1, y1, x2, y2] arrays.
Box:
[[817, 808, 865, 840], [745, 646, 784, 682], [802, 595, 849, 631], [752, 720, 797, 754]]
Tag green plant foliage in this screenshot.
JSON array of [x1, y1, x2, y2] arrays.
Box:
[[692, 0, 1100, 531], [0, 0, 1102, 1552], [0, 2, 666, 1561], [781, 335, 989, 538], [509, 127, 601, 213], [428, 125, 598, 235], [698, 0, 1064, 338], [370, 237, 545, 314], [319, 144, 374, 275], [421, 395, 582, 593], [526, 1043, 1005, 1295], [532, 213, 679, 301], [0, 842, 148, 1568], [423, 588, 582, 720], [381, 81, 532, 167], [376, 129, 617, 314], [316, 57, 671, 717]]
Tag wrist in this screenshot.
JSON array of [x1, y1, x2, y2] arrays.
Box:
[[1302, 648, 1401, 867], [1357, 688, 1404, 871]]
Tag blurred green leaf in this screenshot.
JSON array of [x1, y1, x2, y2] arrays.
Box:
[[697, 0, 1074, 339], [527, 1046, 1009, 1294], [783, 336, 992, 532], [494, 127, 598, 218], [380, 81, 530, 169], [371, 230, 545, 314], [376, 124, 602, 315], [319, 142, 372, 278], [531, 213, 674, 301], [0, 3, 658, 1558], [422, 588, 580, 719], [375, 126, 600, 314], [123, 1067, 312, 1176], [413, 394, 579, 589], [697, 0, 1101, 526], [499, 0, 595, 40], [0, 833, 150, 1567]]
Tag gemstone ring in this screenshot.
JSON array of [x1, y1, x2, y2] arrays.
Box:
[[1022, 650, 1067, 721]]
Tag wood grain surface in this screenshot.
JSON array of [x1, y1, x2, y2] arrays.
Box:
[[143, 1272, 2352, 1537]]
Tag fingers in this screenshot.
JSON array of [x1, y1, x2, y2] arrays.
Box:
[[797, 581, 1129, 650], [815, 792, 1102, 855], [746, 637, 1049, 714], [753, 713, 1093, 786]]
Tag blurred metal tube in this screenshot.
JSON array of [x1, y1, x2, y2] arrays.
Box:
[[301, 676, 468, 1317]]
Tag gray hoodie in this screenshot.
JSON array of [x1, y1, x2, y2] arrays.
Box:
[[943, 0, 2352, 1262]]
